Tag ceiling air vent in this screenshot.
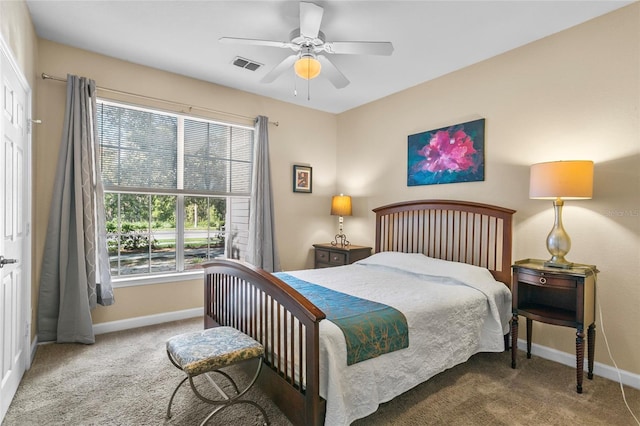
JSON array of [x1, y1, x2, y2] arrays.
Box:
[[232, 56, 262, 71]]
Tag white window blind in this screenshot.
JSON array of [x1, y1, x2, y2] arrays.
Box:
[[97, 103, 253, 196], [183, 119, 252, 194], [98, 103, 178, 191]]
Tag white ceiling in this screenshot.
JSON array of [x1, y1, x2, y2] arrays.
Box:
[[26, 1, 632, 114]]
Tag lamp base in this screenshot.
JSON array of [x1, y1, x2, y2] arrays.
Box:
[[544, 199, 573, 269], [331, 233, 350, 247], [543, 259, 574, 269]]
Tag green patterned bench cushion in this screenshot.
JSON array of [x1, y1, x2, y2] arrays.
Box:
[[166, 327, 264, 376]]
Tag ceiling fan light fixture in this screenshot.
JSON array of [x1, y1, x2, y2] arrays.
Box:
[[294, 54, 321, 80], [221, 2, 392, 88]]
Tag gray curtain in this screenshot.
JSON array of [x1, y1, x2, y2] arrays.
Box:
[[37, 75, 114, 344], [246, 116, 280, 272]]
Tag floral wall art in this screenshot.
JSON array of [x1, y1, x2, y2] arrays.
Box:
[[407, 118, 485, 186]]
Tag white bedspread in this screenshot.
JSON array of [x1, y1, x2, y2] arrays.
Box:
[[286, 252, 511, 426]]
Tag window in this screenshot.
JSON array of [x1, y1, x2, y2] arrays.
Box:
[[97, 101, 253, 278]]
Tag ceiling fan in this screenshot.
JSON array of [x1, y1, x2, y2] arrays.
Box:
[[219, 2, 394, 89]]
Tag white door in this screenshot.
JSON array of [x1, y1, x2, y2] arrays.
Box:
[[0, 37, 32, 422]]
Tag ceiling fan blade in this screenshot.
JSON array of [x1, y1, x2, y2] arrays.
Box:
[[300, 2, 324, 39], [261, 54, 298, 83], [219, 37, 293, 49], [324, 41, 394, 56], [317, 55, 349, 89]]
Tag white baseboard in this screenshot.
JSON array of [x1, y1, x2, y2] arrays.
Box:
[[92, 308, 202, 335], [29, 336, 38, 367], [31, 311, 639, 391], [28, 309, 200, 368], [517, 338, 640, 390]]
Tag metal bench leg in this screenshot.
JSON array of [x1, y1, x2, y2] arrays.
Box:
[[190, 358, 269, 425], [167, 353, 269, 426], [166, 376, 188, 419]]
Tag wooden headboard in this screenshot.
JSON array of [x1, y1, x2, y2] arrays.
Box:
[[373, 199, 516, 286]]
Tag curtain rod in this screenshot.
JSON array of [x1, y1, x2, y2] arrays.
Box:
[[41, 73, 279, 126]]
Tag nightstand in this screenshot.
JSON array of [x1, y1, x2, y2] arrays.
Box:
[[312, 243, 372, 268], [511, 259, 598, 393]]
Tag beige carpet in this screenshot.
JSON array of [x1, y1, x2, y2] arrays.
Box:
[[3, 317, 639, 426]]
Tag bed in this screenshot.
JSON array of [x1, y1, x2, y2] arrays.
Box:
[[202, 199, 515, 425]]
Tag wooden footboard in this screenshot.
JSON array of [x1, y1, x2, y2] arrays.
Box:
[[202, 259, 326, 426]]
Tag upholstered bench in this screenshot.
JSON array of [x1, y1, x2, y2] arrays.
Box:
[[166, 326, 269, 426]]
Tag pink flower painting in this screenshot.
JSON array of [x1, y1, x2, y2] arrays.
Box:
[[408, 119, 484, 186]]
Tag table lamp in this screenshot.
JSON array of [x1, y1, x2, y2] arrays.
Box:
[[330, 194, 352, 247], [529, 160, 594, 268]]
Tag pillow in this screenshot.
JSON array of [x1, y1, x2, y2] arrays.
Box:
[[355, 251, 497, 287]]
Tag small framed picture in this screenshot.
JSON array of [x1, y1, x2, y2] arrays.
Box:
[[293, 165, 312, 193]]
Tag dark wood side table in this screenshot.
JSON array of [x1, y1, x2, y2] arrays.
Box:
[[511, 259, 598, 393], [312, 243, 372, 268]]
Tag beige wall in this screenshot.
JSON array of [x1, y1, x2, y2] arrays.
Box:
[[5, 0, 638, 377], [337, 4, 640, 375], [0, 0, 37, 82]]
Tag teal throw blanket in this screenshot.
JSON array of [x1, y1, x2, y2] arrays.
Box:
[[274, 273, 409, 365]]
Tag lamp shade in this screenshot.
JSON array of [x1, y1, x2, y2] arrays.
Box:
[[331, 195, 352, 216], [294, 55, 321, 80], [529, 160, 594, 200]]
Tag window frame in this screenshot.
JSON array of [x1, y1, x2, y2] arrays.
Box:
[[97, 99, 254, 286]]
